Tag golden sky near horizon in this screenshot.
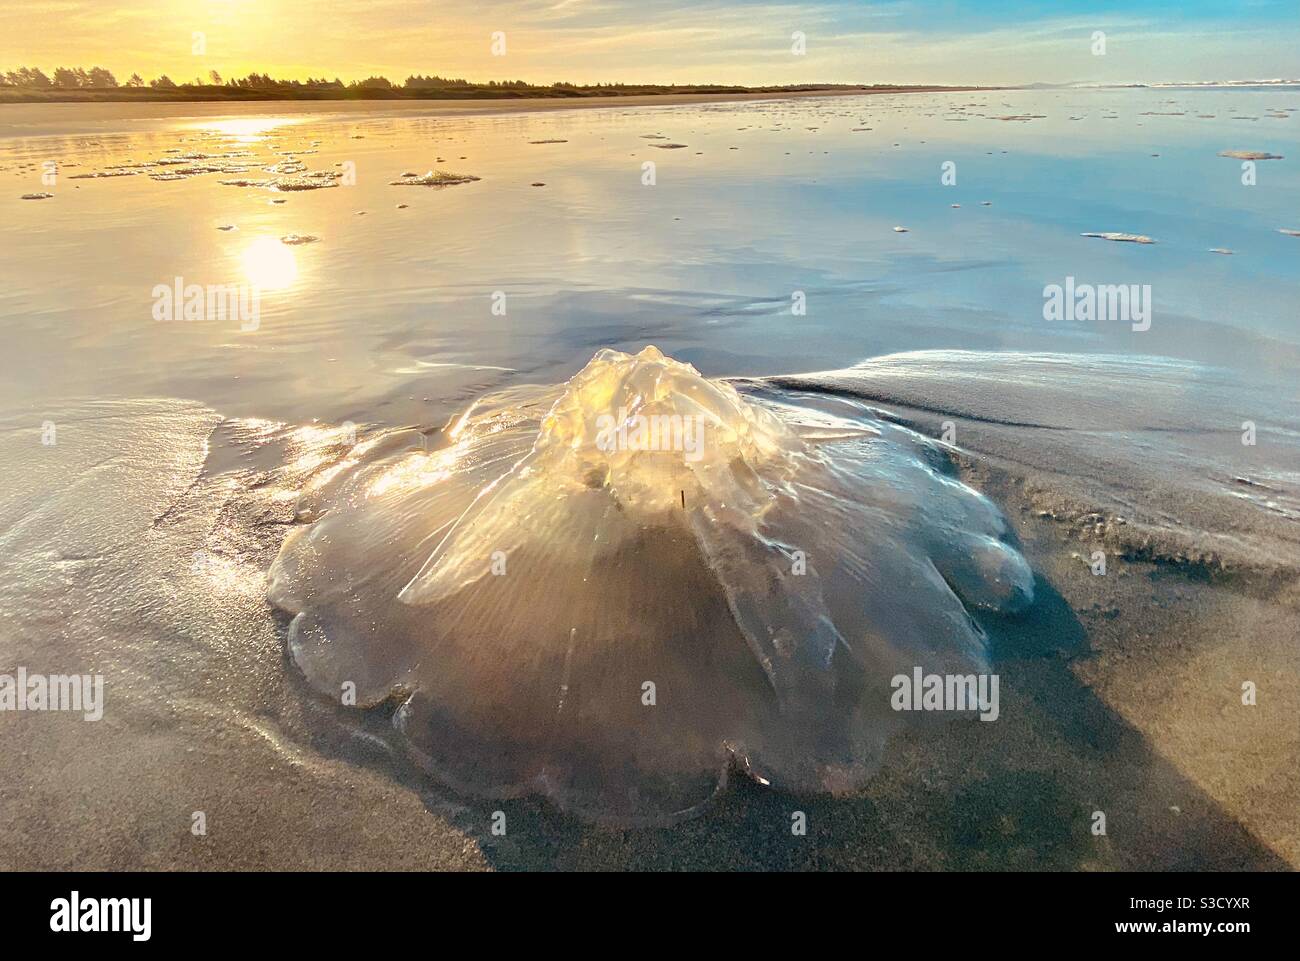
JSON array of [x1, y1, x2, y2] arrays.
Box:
[[2, 0, 1298, 86]]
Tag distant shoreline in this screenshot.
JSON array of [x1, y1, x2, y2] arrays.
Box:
[[0, 83, 997, 107], [4, 80, 1295, 108]]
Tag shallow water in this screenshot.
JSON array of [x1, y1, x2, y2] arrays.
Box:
[[3, 87, 1298, 428], [3, 88, 1299, 835]]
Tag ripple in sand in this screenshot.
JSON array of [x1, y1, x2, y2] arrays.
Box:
[[1082, 232, 1155, 244], [389, 170, 480, 187], [528, 139, 568, 145], [651, 143, 688, 149], [1218, 150, 1284, 160], [69, 169, 139, 179]]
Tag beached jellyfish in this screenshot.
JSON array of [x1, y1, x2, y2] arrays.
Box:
[[268, 346, 1033, 822]]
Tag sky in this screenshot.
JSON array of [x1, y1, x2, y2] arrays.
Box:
[[2, 0, 1298, 87]]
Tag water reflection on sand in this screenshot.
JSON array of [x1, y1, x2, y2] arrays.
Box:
[[1, 87, 1298, 431]]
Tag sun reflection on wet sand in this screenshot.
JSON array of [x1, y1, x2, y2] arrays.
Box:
[[195, 116, 302, 142], [365, 446, 459, 498], [241, 235, 299, 291]]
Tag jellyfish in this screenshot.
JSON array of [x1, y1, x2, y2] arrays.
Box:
[[268, 346, 1033, 823]]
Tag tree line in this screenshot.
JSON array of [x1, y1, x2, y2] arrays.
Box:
[[2, 66, 669, 92], [4, 66, 128, 88], [1, 66, 339, 89]]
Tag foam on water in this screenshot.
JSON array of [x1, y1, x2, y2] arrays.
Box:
[[268, 346, 1034, 821]]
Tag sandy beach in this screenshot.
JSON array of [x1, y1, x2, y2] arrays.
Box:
[[2, 83, 1298, 871], [2, 387, 1294, 871], [0, 85, 989, 137]]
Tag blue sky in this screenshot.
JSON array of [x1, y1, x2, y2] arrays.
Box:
[[3, 0, 1298, 85]]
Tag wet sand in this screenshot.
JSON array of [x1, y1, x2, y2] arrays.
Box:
[[2, 86, 1296, 871], [1, 387, 1294, 871], [0, 86, 988, 137]]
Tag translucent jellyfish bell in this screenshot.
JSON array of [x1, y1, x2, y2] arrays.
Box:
[[268, 346, 1033, 822]]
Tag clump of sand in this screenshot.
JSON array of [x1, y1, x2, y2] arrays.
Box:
[[220, 172, 341, 192], [1218, 150, 1284, 160], [1082, 232, 1155, 244], [389, 170, 480, 187], [69, 170, 139, 179]]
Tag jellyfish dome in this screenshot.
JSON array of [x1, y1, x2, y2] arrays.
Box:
[[268, 346, 1034, 822]]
